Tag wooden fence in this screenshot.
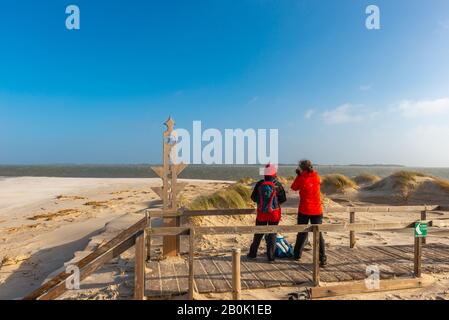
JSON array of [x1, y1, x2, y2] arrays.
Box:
[[23, 205, 446, 300], [23, 217, 147, 300], [147, 205, 440, 257], [147, 206, 447, 299]]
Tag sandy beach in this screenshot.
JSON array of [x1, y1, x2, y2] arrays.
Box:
[[1, 175, 449, 300], [0, 177, 232, 299]]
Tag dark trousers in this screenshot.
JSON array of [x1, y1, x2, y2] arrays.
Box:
[[293, 214, 326, 261], [248, 219, 279, 261]]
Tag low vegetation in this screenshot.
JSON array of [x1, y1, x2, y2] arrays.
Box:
[[276, 175, 295, 185], [360, 170, 449, 203], [237, 177, 256, 185], [321, 174, 357, 193], [353, 173, 381, 186], [28, 209, 81, 221], [366, 171, 426, 193], [434, 177, 449, 193], [84, 201, 109, 208], [187, 183, 254, 210]]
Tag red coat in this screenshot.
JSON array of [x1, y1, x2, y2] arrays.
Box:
[[291, 171, 323, 215]]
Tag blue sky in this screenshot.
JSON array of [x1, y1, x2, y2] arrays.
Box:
[[1, 0, 449, 166]]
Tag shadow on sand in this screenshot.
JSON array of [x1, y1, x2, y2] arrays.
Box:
[[0, 229, 101, 300]]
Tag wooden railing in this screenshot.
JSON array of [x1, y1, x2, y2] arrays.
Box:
[[147, 205, 440, 257], [23, 217, 147, 300], [23, 205, 445, 300], [148, 218, 446, 299]]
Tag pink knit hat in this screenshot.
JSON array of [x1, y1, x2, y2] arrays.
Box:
[[264, 163, 277, 177]]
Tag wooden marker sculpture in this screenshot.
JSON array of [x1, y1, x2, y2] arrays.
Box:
[[151, 117, 188, 257]]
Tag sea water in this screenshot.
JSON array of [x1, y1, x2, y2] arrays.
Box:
[[1, 165, 449, 180]]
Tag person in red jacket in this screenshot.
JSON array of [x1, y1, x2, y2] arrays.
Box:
[[247, 164, 287, 262], [290, 160, 327, 266]]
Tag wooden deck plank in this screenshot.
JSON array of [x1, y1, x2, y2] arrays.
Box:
[[200, 257, 232, 293], [240, 259, 266, 289], [422, 244, 449, 263], [275, 246, 316, 283], [269, 260, 308, 285], [253, 259, 288, 287], [380, 245, 419, 275], [364, 246, 411, 279], [159, 260, 180, 296], [212, 256, 235, 291], [243, 258, 279, 288], [421, 245, 449, 272], [342, 246, 387, 280], [431, 243, 449, 258], [194, 259, 216, 293], [384, 245, 415, 261], [327, 247, 365, 281], [338, 247, 373, 280], [355, 247, 399, 279], [223, 258, 250, 290], [146, 261, 162, 297], [145, 244, 449, 297], [321, 247, 356, 282], [172, 260, 189, 295], [281, 260, 314, 284]]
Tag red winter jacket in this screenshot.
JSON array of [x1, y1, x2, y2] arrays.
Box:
[[291, 170, 323, 216]]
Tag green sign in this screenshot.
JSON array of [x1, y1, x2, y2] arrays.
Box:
[[415, 222, 428, 238]]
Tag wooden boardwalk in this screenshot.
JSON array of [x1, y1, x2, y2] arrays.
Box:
[[146, 243, 449, 297]]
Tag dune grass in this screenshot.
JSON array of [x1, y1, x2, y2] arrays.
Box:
[[353, 173, 381, 186], [365, 170, 430, 197], [435, 177, 449, 193], [321, 174, 357, 192], [276, 175, 296, 185], [187, 183, 254, 210], [237, 177, 256, 185], [389, 171, 427, 190]]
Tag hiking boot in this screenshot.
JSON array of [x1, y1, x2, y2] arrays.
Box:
[[246, 253, 257, 260], [320, 257, 327, 267]]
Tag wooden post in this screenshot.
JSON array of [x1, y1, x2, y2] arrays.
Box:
[[232, 248, 241, 300], [151, 117, 188, 257], [188, 228, 195, 300], [146, 211, 151, 261], [421, 209, 427, 245], [176, 215, 181, 254], [349, 210, 356, 248], [312, 225, 320, 286], [414, 233, 422, 278], [134, 231, 145, 300]]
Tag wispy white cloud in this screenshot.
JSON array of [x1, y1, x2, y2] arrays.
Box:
[[395, 98, 449, 117], [247, 96, 259, 105], [304, 109, 315, 119], [439, 20, 449, 30], [322, 104, 375, 124], [359, 84, 372, 91]]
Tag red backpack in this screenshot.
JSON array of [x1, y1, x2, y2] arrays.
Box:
[[256, 181, 281, 222]]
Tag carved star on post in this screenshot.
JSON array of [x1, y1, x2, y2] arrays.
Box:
[[164, 116, 175, 133]]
